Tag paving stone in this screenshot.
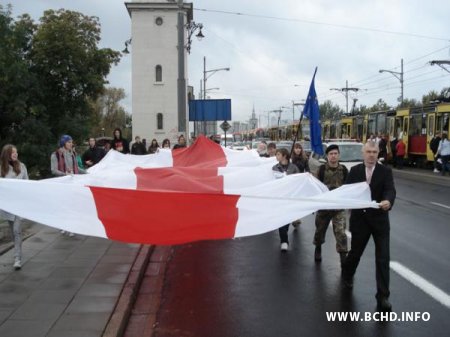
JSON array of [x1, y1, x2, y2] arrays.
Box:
[[10, 302, 66, 320], [77, 283, 123, 297], [26, 289, 76, 305], [51, 312, 111, 331], [65, 296, 117, 314], [38, 277, 85, 291], [0, 319, 54, 337], [48, 267, 92, 279]]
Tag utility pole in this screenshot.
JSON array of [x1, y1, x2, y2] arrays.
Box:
[[330, 80, 360, 114], [379, 58, 404, 104]]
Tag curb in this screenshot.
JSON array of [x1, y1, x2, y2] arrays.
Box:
[[0, 232, 37, 255], [393, 169, 450, 187], [102, 244, 154, 337]]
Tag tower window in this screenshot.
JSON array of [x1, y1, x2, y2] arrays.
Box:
[[157, 113, 163, 130], [155, 65, 162, 82]]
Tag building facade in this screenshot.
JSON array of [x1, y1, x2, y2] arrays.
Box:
[[125, 0, 192, 145]]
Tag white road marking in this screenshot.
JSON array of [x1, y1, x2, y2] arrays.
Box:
[[430, 202, 450, 210], [390, 261, 450, 309]]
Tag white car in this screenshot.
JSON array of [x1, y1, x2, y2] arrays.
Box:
[[231, 142, 249, 151], [309, 142, 364, 175]]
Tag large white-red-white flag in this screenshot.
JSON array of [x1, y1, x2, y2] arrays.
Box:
[[0, 136, 377, 245]]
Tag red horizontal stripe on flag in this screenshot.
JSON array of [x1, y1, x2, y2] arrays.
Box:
[[89, 187, 239, 245], [135, 167, 224, 193], [172, 136, 227, 168]]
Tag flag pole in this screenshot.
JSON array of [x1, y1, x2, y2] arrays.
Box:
[[290, 110, 304, 158], [290, 67, 318, 158]]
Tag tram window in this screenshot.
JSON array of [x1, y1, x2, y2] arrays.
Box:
[[377, 115, 386, 135], [421, 114, 427, 135], [410, 114, 422, 136], [444, 114, 449, 132], [428, 116, 435, 136], [436, 115, 443, 133]]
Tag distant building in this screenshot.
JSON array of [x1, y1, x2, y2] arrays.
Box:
[[232, 121, 240, 133], [249, 105, 258, 130], [240, 122, 249, 132]]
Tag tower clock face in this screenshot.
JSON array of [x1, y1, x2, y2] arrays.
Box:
[[155, 17, 163, 26]]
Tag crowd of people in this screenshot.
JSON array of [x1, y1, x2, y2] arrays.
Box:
[[2, 128, 450, 313]]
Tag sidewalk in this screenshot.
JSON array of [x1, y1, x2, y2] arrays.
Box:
[[392, 166, 450, 187], [0, 225, 149, 337]]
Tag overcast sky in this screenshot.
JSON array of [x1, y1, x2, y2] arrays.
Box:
[[6, 0, 450, 126]]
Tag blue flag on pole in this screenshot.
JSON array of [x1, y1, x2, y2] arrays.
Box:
[[302, 67, 323, 155]]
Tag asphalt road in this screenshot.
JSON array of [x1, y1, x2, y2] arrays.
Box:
[[152, 173, 450, 337]]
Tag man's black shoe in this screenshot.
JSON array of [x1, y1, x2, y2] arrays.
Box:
[[377, 298, 392, 312], [314, 245, 322, 262]]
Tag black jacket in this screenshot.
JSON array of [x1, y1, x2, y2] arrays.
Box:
[[82, 146, 105, 167], [346, 163, 396, 217], [430, 136, 441, 154], [131, 142, 147, 155]]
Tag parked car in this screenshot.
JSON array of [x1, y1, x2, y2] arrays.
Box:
[[231, 142, 249, 150], [309, 141, 364, 175]]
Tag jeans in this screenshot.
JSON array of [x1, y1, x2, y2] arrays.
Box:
[[8, 219, 22, 260], [441, 155, 450, 176], [396, 155, 404, 169]]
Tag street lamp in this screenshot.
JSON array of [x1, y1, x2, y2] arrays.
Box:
[[185, 21, 204, 54], [122, 38, 132, 54], [379, 58, 404, 104], [202, 56, 230, 136], [203, 57, 230, 100], [204, 87, 220, 99]]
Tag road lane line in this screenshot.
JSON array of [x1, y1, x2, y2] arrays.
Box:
[[430, 202, 450, 209], [390, 261, 450, 309]]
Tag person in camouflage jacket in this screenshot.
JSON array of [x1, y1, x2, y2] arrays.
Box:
[[313, 144, 348, 265]]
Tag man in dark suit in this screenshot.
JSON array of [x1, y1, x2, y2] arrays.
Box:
[[342, 141, 396, 312]]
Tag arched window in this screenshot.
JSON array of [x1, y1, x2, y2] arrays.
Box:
[[157, 113, 163, 130], [155, 65, 162, 82]]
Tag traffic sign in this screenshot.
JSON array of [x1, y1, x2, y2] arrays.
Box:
[[220, 121, 231, 132]]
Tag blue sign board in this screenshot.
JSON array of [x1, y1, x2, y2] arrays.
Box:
[[188, 99, 232, 121]]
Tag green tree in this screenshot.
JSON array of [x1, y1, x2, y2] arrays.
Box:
[[440, 87, 450, 102], [398, 98, 419, 109], [421, 90, 440, 105], [319, 100, 343, 120], [0, 6, 32, 140], [30, 9, 121, 140], [90, 87, 131, 140], [369, 98, 391, 112], [0, 6, 121, 177]]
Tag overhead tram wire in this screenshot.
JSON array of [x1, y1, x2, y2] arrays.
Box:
[[200, 27, 301, 87], [404, 44, 450, 66], [194, 8, 449, 42], [194, 12, 450, 109], [349, 45, 450, 87], [405, 68, 442, 82]]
